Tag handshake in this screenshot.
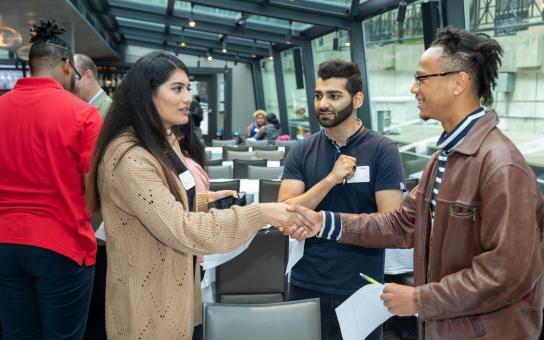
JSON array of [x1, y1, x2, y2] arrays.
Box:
[[259, 203, 324, 240]]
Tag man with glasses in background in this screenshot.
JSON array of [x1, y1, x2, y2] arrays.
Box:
[[74, 53, 112, 117], [0, 20, 102, 339], [278, 59, 405, 340], [286, 27, 544, 339]]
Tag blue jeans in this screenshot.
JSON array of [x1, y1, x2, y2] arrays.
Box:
[[0, 244, 94, 340], [289, 284, 382, 340]]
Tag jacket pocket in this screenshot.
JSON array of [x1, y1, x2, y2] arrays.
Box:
[[468, 315, 486, 338], [450, 202, 479, 222]]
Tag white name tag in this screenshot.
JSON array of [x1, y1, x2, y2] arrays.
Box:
[[179, 170, 196, 191], [347, 165, 370, 184]]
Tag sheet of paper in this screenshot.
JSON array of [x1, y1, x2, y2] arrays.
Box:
[[335, 284, 393, 340], [95, 221, 106, 242], [286, 238, 304, 275], [201, 231, 259, 270]]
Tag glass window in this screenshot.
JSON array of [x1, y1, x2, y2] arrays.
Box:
[[363, 3, 434, 178], [112, 0, 167, 8], [116, 17, 165, 31], [468, 0, 544, 181], [281, 48, 309, 137], [261, 58, 279, 116], [312, 30, 351, 68]]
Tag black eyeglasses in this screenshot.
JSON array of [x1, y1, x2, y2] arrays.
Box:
[[414, 70, 460, 86], [62, 58, 82, 81]]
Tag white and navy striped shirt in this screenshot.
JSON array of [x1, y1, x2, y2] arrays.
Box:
[[317, 107, 486, 240], [430, 107, 485, 215]]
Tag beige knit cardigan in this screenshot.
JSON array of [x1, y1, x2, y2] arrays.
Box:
[[98, 132, 267, 339]]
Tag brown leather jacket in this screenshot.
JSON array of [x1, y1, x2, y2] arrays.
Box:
[[340, 111, 544, 339]]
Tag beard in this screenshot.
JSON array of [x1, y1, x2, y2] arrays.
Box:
[[316, 100, 354, 128]]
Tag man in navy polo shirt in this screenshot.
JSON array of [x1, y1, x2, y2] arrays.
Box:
[[279, 59, 405, 340]]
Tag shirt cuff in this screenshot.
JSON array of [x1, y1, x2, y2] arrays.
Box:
[[317, 211, 342, 241]]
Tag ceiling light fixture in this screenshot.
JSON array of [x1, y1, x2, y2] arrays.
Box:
[[251, 39, 257, 58], [207, 49, 213, 61], [268, 43, 274, 60], [285, 20, 293, 45], [188, 3, 197, 28], [180, 27, 186, 47], [0, 24, 23, 49], [222, 36, 228, 53]]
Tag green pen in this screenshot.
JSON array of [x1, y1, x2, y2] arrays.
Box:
[[359, 273, 381, 285]]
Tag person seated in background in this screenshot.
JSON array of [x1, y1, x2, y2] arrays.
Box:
[[85, 51, 311, 340], [294, 106, 308, 121], [256, 112, 281, 144], [245, 109, 266, 139], [74, 53, 112, 117]]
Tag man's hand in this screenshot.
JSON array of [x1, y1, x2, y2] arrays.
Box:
[[276, 205, 323, 240], [260, 203, 313, 231], [381, 283, 417, 316], [327, 154, 357, 184]]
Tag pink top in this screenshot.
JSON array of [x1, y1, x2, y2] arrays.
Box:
[[184, 157, 210, 193]]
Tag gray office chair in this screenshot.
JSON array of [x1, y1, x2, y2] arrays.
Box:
[[206, 159, 223, 167], [212, 139, 237, 147], [247, 166, 283, 180], [233, 159, 267, 179], [226, 150, 257, 161], [259, 179, 282, 203], [203, 299, 321, 340], [222, 145, 250, 160], [209, 179, 240, 192], [206, 165, 232, 180], [205, 150, 212, 161], [215, 228, 288, 304], [243, 139, 269, 147], [252, 145, 278, 151], [256, 150, 284, 161], [274, 140, 298, 147]]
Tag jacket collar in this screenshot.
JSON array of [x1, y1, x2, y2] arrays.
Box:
[[453, 110, 499, 156]]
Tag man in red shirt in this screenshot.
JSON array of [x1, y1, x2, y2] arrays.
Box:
[[0, 20, 103, 339]]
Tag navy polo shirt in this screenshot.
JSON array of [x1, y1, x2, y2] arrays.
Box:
[[282, 125, 405, 295]]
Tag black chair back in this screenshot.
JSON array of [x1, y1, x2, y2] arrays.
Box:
[[209, 180, 240, 192], [206, 159, 223, 166], [222, 145, 250, 160], [233, 159, 267, 179], [252, 145, 278, 151], [259, 180, 281, 203], [215, 228, 288, 304]]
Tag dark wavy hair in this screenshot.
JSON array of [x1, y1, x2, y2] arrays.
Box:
[[172, 118, 206, 168], [431, 26, 503, 105], [266, 112, 280, 130], [317, 59, 362, 97], [28, 19, 73, 72], [87, 51, 189, 212]]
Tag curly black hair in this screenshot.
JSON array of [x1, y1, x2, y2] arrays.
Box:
[[431, 26, 503, 105], [28, 19, 73, 72]]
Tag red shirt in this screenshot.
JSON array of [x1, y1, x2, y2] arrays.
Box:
[[0, 77, 103, 265]]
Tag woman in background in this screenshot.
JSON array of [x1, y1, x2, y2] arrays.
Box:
[[256, 112, 281, 144], [245, 109, 266, 139], [85, 52, 309, 339]]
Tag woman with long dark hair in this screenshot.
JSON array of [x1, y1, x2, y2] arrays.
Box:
[[256, 112, 281, 143], [86, 52, 308, 339]]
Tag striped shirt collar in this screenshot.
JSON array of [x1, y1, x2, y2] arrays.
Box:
[[436, 107, 486, 154]]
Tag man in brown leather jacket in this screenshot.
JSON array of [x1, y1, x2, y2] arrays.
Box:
[[286, 27, 544, 339]]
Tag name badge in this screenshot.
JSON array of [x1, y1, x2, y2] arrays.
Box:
[[347, 165, 370, 184], [179, 170, 196, 191]]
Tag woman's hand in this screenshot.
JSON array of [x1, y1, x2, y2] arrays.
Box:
[[208, 190, 238, 203]]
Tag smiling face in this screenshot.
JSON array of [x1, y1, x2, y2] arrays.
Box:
[[314, 77, 361, 128], [410, 46, 458, 122], [153, 69, 192, 129]]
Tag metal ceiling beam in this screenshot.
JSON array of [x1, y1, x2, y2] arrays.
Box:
[[109, 1, 304, 45], [68, 0, 121, 46], [355, 0, 419, 20], [124, 38, 255, 64], [189, 0, 352, 28], [120, 27, 270, 56]]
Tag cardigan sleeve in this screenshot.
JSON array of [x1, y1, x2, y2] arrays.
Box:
[[108, 147, 266, 256]]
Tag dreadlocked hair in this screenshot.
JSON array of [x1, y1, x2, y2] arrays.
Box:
[[28, 19, 73, 72], [431, 26, 503, 106]]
